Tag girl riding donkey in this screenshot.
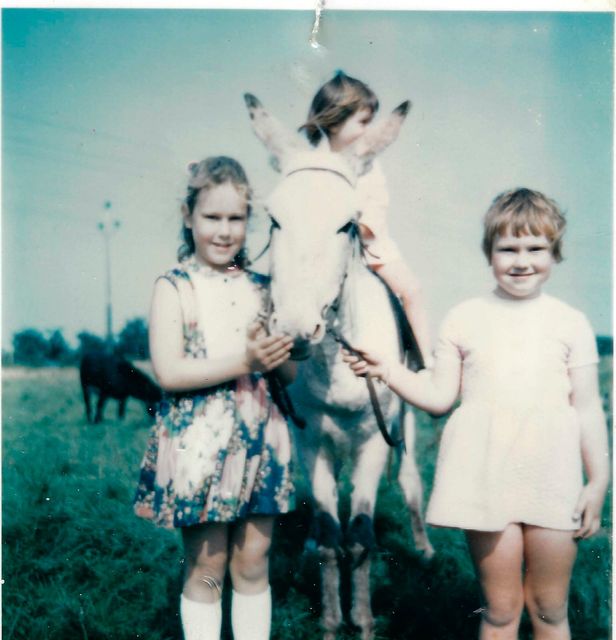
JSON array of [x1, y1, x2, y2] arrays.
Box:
[[134, 156, 295, 640], [345, 188, 609, 640], [300, 71, 433, 366]]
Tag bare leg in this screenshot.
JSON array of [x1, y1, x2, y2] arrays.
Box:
[[229, 515, 274, 594], [466, 524, 525, 640], [181, 523, 229, 640], [374, 260, 432, 367], [523, 526, 577, 640], [229, 516, 275, 640], [182, 523, 228, 603]]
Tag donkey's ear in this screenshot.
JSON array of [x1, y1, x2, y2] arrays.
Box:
[[344, 100, 411, 176], [244, 93, 308, 172]]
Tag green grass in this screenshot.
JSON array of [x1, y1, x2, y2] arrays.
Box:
[[2, 361, 612, 639]]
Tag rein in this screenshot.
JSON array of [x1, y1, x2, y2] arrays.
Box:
[[326, 328, 404, 449], [248, 219, 276, 266]]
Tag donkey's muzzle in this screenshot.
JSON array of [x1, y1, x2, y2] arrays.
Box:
[[290, 339, 312, 361]]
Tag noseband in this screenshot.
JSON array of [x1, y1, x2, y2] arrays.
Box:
[[286, 166, 356, 188]]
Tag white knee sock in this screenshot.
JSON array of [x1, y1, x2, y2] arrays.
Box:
[[231, 586, 272, 640], [180, 593, 222, 640]]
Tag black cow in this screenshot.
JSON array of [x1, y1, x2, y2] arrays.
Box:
[[79, 352, 161, 424]]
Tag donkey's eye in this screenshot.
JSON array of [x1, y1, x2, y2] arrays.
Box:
[[337, 220, 355, 234], [270, 216, 281, 230]]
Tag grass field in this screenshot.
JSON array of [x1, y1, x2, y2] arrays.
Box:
[[2, 362, 612, 639]]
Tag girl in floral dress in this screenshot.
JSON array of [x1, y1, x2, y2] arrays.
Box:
[[134, 156, 295, 640]]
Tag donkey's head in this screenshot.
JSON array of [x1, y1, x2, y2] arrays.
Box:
[[244, 93, 410, 357]]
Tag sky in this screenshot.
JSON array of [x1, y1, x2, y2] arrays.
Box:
[[2, 8, 613, 348]]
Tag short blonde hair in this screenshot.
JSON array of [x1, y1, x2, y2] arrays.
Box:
[[482, 188, 566, 263]]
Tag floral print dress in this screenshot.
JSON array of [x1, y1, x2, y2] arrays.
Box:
[[134, 256, 295, 528]]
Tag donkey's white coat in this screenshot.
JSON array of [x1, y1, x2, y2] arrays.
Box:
[[245, 94, 433, 640]]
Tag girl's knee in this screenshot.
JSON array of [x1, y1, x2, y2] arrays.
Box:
[[184, 549, 228, 586], [483, 592, 524, 628], [183, 554, 228, 603], [525, 590, 569, 626], [230, 540, 270, 583]]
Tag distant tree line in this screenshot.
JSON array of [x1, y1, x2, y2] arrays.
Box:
[[3, 320, 613, 367], [5, 318, 150, 367]]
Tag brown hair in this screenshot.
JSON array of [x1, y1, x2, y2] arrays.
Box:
[[299, 70, 379, 146], [179, 156, 252, 262], [482, 188, 567, 263]]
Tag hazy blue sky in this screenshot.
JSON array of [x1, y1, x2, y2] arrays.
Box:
[[2, 9, 612, 348]]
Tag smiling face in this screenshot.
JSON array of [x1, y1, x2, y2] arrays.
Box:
[[184, 182, 248, 270], [328, 107, 374, 152], [491, 232, 555, 299]]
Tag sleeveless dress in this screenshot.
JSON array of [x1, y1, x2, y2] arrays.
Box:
[[134, 255, 295, 528], [426, 291, 599, 532]]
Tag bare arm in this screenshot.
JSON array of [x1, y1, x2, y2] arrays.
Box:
[[343, 348, 461, 415], [149, 278, 293, 392], [569, 363, 610, 539]]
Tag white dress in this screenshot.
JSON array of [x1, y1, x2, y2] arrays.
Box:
[[426, 291, 599, 531], [356, 160, 402, 266]]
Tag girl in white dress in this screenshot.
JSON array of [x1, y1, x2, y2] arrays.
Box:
[[343, 188, 609, 640], [300, 70, 432, 364], [135, 156, 295, 640]]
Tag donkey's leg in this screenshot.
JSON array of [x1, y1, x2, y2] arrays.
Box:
[[308, 446, 344, 640], [94, 393, 107, 424], [118, 397, 127, 419], [347, 431, 389, 640], [397, 410, 434, 558], [81, 384, 93, 423]]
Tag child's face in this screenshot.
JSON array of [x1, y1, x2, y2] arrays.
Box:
[[185, 182, 248, 270], [491, 232, 554, 299], [329, 107, 374, 152]]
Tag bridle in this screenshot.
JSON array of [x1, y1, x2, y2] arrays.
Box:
[[253, 164, 406, 448]]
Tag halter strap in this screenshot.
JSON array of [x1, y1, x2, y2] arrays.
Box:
[[247, 218, 276, 266], [286, 166, 355, 188]]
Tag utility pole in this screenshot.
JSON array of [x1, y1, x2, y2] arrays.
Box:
[[97, 201, 121, 346]]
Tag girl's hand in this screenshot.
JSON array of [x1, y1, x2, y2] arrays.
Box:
[[341, 347, 390, 384], [572, 483, 605, 539], [246, 322, 293, 373]]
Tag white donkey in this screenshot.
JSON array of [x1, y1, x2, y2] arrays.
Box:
[[244, 93, 434, 640]]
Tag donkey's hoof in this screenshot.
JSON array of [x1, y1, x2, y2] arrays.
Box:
[[360, 627, 375, 640], [323, 632, 336, 640], [418, 541, 436, 561]]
